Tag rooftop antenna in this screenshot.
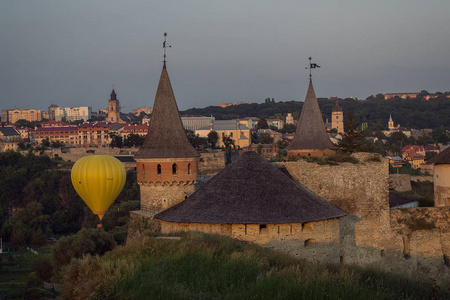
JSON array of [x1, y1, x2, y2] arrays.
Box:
[[163, 32, 171, 65], [305, 57, 321, 81]]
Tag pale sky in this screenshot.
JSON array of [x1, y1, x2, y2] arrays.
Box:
[[1, 1, 449, 113]]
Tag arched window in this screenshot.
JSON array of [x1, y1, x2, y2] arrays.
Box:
[[157, 164, 161, 175], [172, 163, 177, 175], [188, 163, 191, 175]]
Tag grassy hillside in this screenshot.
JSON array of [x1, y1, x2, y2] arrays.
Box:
[[61, 232, 449, 300]]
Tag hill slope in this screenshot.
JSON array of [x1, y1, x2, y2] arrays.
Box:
[[61, 232, 449, 299]]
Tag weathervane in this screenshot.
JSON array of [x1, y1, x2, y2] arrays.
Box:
[[163, 32, 171, 64], [305, 57, 321, 80]]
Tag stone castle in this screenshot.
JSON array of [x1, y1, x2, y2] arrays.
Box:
[[129, 58, 450, 286]]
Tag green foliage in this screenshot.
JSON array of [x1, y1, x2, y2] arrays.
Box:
[[123, 133, 145, 147], [207, 130, 219, 148], [411, 180, 434, 198], [256, 117, 269, 130], [52, 228, 117, 274], [186, 129, 208, 149], [281, 123, 297, 133], [257, 133, 274, 144], [181, 96, 450, 130], [419, 195, 434, 207], [333, 112, 368, 153], [61, 232, 449, 300]]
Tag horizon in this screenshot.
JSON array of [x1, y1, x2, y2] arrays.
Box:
[[1, 1, 449, 113]]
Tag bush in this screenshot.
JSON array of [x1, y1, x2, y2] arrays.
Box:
[[52, 228, 117, 274], [32, 257, 54, 282], [419, 195, 434, 207]]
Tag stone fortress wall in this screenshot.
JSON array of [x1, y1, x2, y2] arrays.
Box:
[[279, 153, 450, 285]]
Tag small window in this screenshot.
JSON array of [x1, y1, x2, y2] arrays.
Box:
[[188, 163, 191, 175], [172, 163, 177, 175], [259, 224, 268, 235], [157, 164, 161, 175], [142, 164, 145, 176]]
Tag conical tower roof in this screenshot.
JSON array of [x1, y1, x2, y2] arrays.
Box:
[[155, 151, 347, 224], [332, 101, 342, 112], [135, 64, 199, 159], [110, 88, 117, 101], [286, 80, 333, 151]]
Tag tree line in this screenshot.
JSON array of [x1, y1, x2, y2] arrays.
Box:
[[181, 95, 450, 130]]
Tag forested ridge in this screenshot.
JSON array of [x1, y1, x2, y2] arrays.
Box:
[[181, 96, 450, 129]]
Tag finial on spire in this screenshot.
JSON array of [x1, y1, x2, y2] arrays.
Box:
[[163, 32, 171, 67], [305, 57, 321, 80]]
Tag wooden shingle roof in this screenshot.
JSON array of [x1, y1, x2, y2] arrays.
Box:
[[155, 151, 347, 224], [427, 147, 450, 165], [134, 64, 199, 159], [286, 80, 334, 151]]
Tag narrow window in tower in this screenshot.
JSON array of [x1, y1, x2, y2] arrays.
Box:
[[142, 164, 145, 177], [157, 164, 161, 175], [172, 163, 177, 175], [188, 163, 191, 175]]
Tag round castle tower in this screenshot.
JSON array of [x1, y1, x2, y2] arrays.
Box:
[[134, 62, 200, 213]]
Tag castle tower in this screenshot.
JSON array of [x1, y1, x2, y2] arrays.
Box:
[[134, 62, 200, 213], [285, 79, 334, 156], [388, 114, 395, 130], [108, 88, 121, 123], [331, 101, 344, 133]]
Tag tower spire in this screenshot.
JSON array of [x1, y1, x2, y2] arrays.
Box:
[[163, 32, 171, 67]]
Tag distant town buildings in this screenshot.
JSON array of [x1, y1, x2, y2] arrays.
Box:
[[54, 106, 91, 122], [132, 107, 153, 116], [181, 115, 214, 131], [384, 93, 419, 100], [218, 101, 249, 108], [285, 113, 294, 125], [1, 108, 43, 123], [195, 120, 251, 148]]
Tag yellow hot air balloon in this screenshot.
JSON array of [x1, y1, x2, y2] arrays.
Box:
[[71, 155, 126, 225]]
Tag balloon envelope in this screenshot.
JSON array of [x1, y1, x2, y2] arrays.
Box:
[[71, 155, 126, 220]]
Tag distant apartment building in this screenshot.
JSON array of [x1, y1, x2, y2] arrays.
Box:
[[54, 106, 91, 122], [218, 101, 249, 108], [132, 107, 153, 116], [121, 124, 149, 138], [3, 109, 43, 123], [267, 119, 284, 130], [48, 103, 59, 120], [77, 122, 110, 147], [235, 117, 259, 130], [384, 93, 419, 100], [181, 115, 214, 131], [31, 126, 78, 145]]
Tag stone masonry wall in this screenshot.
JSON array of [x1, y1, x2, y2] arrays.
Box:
[[160, 219, 341, 263], [198, 151, 226, 175], [140, 183, 196, 212], [280, 153, 393, 250], [389, 174, 412, 192]]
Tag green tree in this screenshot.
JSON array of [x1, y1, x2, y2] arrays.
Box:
[[281, 124, 296, 133], [207, 131, 219, 148], [257, 133, 274, 144], [333, 112, 368, 153], [109, 132, 123, 148], [256, 118, 269, 130], [52, 228, 117, 274], [432, 126, 449, 144]]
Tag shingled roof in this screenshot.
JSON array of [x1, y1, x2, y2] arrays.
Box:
[[155, 151, 347, 224], [427, 147, 450, 165], [134, 64, 199, 159], [332, 101, 342, 112], [285, 80, 334, 151]]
